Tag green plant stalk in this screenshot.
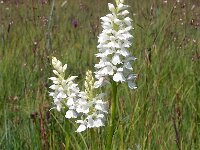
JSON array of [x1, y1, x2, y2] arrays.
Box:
[[46, 0, 55, 54], [106, 81, 117, 150], [119, 124, 124, 150], [195, 60, 200, 147], [91, 128, 97, 149], [65, 120, 70, 150]]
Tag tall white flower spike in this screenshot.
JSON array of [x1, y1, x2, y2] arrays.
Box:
[[94, 0, 137, 89]]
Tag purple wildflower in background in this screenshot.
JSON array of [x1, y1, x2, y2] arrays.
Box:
[[72, 19, 78, 28]]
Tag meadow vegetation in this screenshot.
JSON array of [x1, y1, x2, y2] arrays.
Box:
[[0, 0, 199, 149]]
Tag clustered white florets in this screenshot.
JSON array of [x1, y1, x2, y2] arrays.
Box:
[[94, 0, 137, 89], [49, 57, 108, 132], [75, 93, 108, 132]]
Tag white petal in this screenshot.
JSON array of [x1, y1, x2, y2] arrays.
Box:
[[124, 17, 132, 26], [102, 29, 113, 34], [66, 76, 77, 82], [94, 78, 104, 88], [101, 66, 114, 75], [49, 77, 57, 81], [113, 72, 126, 82], [124, 26, 132, 32], [52, 57, 57, 65], [53, 70, 59, 76], [128, 81, 137, 89], [117, 33, 125, 40], [97, 114, 105, 118], [87, 116, 94, 128], [95, 103, 104, 111], [76, 104, 90, 114], [106, 14, 113, 19], [57, 92, 67, 99], [112, 54, 121, 65], [95, 103, 108, 113], [122, 41, 131, 48], [101, 16, 111, 22], [63, 64, 67, 72], [127, 74, 137, 80], [49, 84, 58, 90], [76, 124, 86, 132], [107, 41, 117, 48], [117, 67, 123, 72], [49, 92, 55, 97], [126, 56, 137, 61], [121, 10, 129, 16], [67, 98, 75, 106], [65, 110, 77, 119], [56, 105, 62, 111], [108, 3, 115, 12], [114, 18, 121, 25], [124, 61, 133, 70], [123, 33, 133, 39], [118, 3, 129, 11], [94, 118, 104, 127], [49, 77, 59, 84]]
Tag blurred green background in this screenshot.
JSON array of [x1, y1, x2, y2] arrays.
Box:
[[0, 0, 199, 149]]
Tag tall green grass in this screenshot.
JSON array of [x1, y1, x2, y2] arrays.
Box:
[[0, 0, 199, 149]]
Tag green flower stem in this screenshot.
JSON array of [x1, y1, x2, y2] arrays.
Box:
[[106, 81, 117, 150], [65, 120, 70, 150], [91, 128, 97, 149]]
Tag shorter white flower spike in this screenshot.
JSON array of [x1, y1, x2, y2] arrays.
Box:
[[74, 70, 108, 132], [49, 57, 80, 116]]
